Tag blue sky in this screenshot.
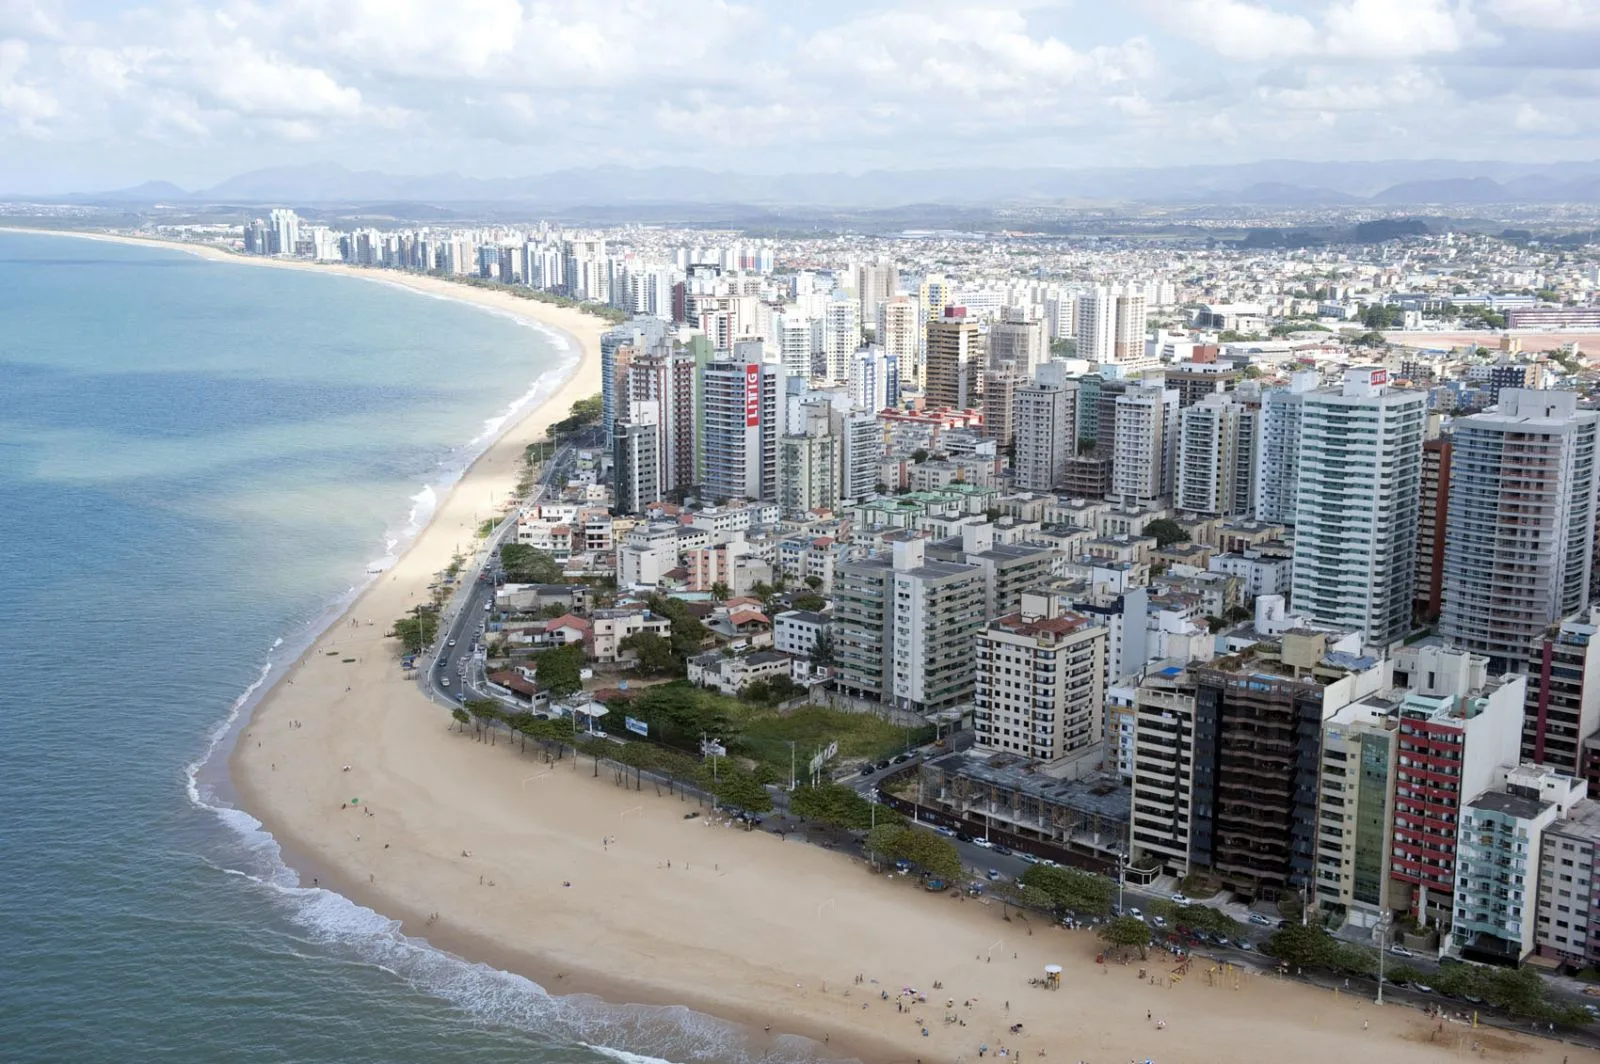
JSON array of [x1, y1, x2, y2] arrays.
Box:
[[1, 0, 1598, 192]]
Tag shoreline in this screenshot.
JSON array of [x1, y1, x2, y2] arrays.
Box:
[[20, 227, 1580, 1063]]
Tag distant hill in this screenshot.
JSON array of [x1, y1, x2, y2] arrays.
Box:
[[44, 159, 1600, 209]]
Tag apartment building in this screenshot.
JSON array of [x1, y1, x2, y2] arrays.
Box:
[[612, 403, 662, 516], [1130, 664, 1199, 876], [833, 538, 985, 715], [1316, 697, 1400, 923], [1523, 607, 1600, 779], [1416, 430, 1452, 623], [1175, 392, 1253, 517], [1441, 390, 1598, 671], [1111, 384, 1179, 505], [701, 351, 784, 503], [973, 609, 1106, 763], [1535, 797, 1600, 966], [1253, 371, 1316, 525], [1012, 364, 1079, 492], [1454, 765, 1586, 964], [924, 308, 983, 411], [1290, 368, 1426, 648]]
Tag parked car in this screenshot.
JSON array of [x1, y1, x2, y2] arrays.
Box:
[[1248, 913, 1272, 926], [974, 838, 993, 849], [955, 832, 974, 844], [1388, 944, 1414, 958], [987, 869, 1002, 881], [1170, 893, 1191, 905], [892, 754, 911, 764], [992, 845, 1013, 856], [1017, 853, 1040, 864]]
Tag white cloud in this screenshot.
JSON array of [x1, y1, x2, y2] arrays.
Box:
[[0, 37, 60, 133], [1488, 0, 1600, 29]]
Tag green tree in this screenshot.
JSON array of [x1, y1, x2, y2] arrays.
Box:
[[710, 581, 730, 602], [646, 594, 710, 657], [804, 575, 823, 590], [390, 609, 441, 654], [500, 543, 564, 583], [893, 829, 963, 881], [791, 592, 827, 612], [911, 449, 929, 464], [810, 629, 836, 666], [1266, 924, 1338, 969], [788, 782, 895, 830], [450, 707, 471, 732], [1142, 518, 1189, 548], [1099, 916, 1152, 957], [705, 766, 772, 813], [620, 630, 678, 675], [533, 642, 586, 699], [750, 581, 775, 604], [1050, 338, 1077, 358], [1019, 864, 1113, 915]]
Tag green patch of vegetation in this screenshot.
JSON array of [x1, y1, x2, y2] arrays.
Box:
[[788, 782, 901, 831], [1142, 518, 1189, 548], [1019, 863, 1113, 916], [389, 608, 440, 654], [1099, 915, 1152, 958], [865, 823, 962, 881], [500, 543, 564, 584], [475, 518, 499, 538], [532, 641, 585, 699]]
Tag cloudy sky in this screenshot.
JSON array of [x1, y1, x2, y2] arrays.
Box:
[[1, 0, 1598, 192]]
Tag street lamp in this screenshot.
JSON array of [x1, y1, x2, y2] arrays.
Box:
[[1375, 912, 1394, 1006]]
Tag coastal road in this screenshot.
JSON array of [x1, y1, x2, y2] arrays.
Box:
[[417, 443, 574, 706]]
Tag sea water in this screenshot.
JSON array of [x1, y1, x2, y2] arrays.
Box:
[[0, 232, 810, 1063]]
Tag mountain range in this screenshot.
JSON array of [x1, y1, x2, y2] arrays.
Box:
[[49, 159, 1600, 209]]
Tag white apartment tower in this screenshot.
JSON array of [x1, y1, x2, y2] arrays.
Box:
[[878, 295, 921, 389], [1176, 392, 1255, 517], [1290, 368, 1426, 647], [822, 293, 862, 383], [1254, 372, 1317, 525], [1075, 285, 1146, 366], [988, 308, 1048, 378], [1441, 390, 1598, 670], [1112, 385, 1180, 504], [1012, 363, 1078, 492], [701, 349, 785, 503]]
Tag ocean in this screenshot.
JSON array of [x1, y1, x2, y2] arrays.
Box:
[[0, 232, 781, 1063]]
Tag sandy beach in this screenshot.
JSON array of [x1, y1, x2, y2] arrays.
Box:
[[40, 228, 1579, 1062]]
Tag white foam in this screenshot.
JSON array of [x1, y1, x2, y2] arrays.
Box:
[[586, 1045, 682, 1064]]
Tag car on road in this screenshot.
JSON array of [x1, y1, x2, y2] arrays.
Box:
[[992, 845, 1012, 856], [892, 753, 911, 764], [859, 764, 874, 776], [1170, 893, 1191, 905], [1237, 941, 1254, 951], [441, 678, 450, 687], [1248, 913, 1272, 926], [974, 838, 993, 849], [875, 760, 891, 771], [1017, 853, 1039, 864], [1127, 907, 1142, 919], [956, 832, 973, 843], [1413, 984, 1434, 994], [1151, 916, 1167, 928], [986, 869, 1002, 880], [447, 639, 456, 647], [1388, 944, 1414, 958]]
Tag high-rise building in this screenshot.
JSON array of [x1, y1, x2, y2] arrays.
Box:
[[1523, 607, 1600, 779], [849, 346, 897, 413], [774, 311, 816, 380], [624, 347, 698, 494], [777, 402, 839, 516], [612, 403, 661, 515], [1111, 385, 1179, 504], [1074, 285, 1146, 365], [600, 317, 668, 448], [1387, 644, 1525, 928], [855, 260, 898, 328], [878, 295, 921, 389], [1129, 664, 1198, 876], [1441, 390, 1598, 670], [1416, 425, 1453, 624], [988, 309, 1047, 378], [1011, 364, 1078, 492], [974, 608, 1106, 763], [918, 274, 952, 329], [833, 538, 985, 715], [1164, 362, 1239, 408], [1187, 636, 1390, 898], [1175, 392, 1253, 517], [981, 369, 1024, 450], [839, 408, 885, 503], [1316, 698, 1401, 922], [701, 350, 784, 503], [269, 208, 300, 256], [822, 294, 861, 383], [1113, 287, 1148, 365], [924, 308, 983, 411], [1254, 372, 1317, 525], [1291, 368, 1426, 648]]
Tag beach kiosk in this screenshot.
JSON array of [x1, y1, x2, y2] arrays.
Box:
[[1043, 964, 1062, 989]]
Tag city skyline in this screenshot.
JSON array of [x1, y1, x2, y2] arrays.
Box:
[[2, 0, 1600, 194]]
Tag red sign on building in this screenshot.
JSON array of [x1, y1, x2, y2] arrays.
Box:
[[744, 364, 761, 427]]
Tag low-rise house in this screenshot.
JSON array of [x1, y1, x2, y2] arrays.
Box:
[[687, 649, 794, 695], [774, 609, 830, 657], [589, 607, 673, 664]]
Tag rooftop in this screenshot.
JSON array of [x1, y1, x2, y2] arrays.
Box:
[[1468, 789, 1548, 821], [928, 749, 1130, 823]]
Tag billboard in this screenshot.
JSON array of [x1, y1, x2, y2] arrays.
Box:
[[625, 716, 648, 737], [1368, 367, 1388, 387], [744, 364, 761, 427]]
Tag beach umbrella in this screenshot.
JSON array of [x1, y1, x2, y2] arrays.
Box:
[[1043, 965, 1062, 974]]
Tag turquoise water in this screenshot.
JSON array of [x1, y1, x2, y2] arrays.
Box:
[[0, 233, 789, 1063]]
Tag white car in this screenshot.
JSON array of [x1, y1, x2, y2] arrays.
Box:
[[1388, 944, 1414, 958], [1170, 893, 1191, 905], [448, 639, 457, 647], [974, 838, 993, 849], [441, 678, 451, 687]]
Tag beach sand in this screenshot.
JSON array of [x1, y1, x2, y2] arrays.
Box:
[[43, 230, 1581, 1063]]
